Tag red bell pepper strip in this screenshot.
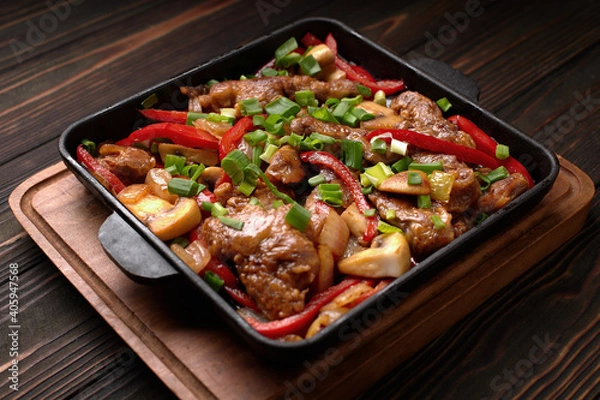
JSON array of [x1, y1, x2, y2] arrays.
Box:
[[448, 115, 534, 188], [335, 57, 405, 95], [219, 116, 254, 160], [300, 151, 378, 243], [138, 109, 188, 124], [224, 286, 261, 312], [367, 129, 501, 169], [116, 123, 219, 151], [301, 32, 323, 48], [244, 278, 361, 338], [324, 33, 338, 55], [76, 145, 126, 194], [302, 32, 405, 96]]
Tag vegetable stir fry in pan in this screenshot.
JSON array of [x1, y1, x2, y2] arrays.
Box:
[[78, 33, 532, 340]]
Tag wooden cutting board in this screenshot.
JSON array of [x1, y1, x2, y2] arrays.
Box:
[[9, 156, 594, 400]]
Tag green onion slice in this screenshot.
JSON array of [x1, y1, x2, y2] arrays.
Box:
[[204, 270, 225, 292], [264, 97, 301, 118], [285, 202, 311, 232], [408, 161, 444, 174], [431, 214, 446, 230], [217, 216, 245, 231], [240, 98, 263, 116], [407, 171, 423, 185], [495, 144, 510, 160], [167, 178, 204, 197], [221, 149, 251, 185], [377, 221, 403, 234], [299, 54, 321, 76], [436, 97, 452, 112]]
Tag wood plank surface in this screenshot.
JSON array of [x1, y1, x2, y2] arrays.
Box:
[[7, 157, 594, 399], [1, 0, 598, 399]]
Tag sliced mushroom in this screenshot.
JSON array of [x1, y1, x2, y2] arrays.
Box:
[[145, 168, 178, 203], [378, 170, 431, 196], [147, 197, 202, 241], [117, 184, 202, 241], [356, 101, 404, 130], [337, 232, 411, 278]]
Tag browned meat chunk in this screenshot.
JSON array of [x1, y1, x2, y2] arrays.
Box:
[[201, 203, 319, 320], [182, 75, 359, 112], [390, 91, 476, 148], [369, 192, 455, 258], [290, 115, 366, 139], [97, 144, 156, 185], [265, 145, 306, 184], [478, 173, 529, 214]]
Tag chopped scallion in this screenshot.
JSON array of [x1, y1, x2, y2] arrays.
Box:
[[210, 202, 228, 217], [371, 138, 387, 154], [364, 208, 377, 217], [141, 93, 158, 109], [261, 68, 279, 77], [285, 202, 311, 232], [244, 130, 268, 146], [364, 162, 394, 187], [390, 139, 409, 156], [408, 161, 443, 174], [204, 270, 224, 292], [298, 54, 321, 76], [407, 171, 423, 185], [165, 154, 186, 175], [81, 139, 96, 155], [341, 139, 363, 170], [378, 221, 403, 234], [217, 216, 245, 230], [356, 84, 372, 97], [417, 195, 432, 209], [496, 144, 510, 160], [265, 97, 301, 118], [260, 143, 279, 163], [352, 107, 375, 122], [391, 156, 413, 173], [240, 98, 263, 116], [310, 107, 339, 124], [436, 97, 452, 112], [275, 37, 298, 63], [167, 178, 203, 197], [308, 174, 327, 186], [431, 214, 446, 230], [221, 149, 251, 185], [486, 166, 510, 183], [295, 90, 318, 107], [373, 90, 386, 106]]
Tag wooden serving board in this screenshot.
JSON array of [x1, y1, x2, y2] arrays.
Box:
[[9, 157, 594, 400]]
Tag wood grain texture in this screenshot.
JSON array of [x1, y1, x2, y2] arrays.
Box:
[[6, 158, 593, 399], [1, 0, 598, 398]]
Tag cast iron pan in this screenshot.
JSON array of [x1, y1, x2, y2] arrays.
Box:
[[59, 18, 559, 361]]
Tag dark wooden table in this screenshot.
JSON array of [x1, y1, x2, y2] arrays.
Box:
[[1, 0, 598, 399]]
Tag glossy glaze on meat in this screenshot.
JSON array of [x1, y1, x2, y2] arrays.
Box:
[[182, 75, 360, 112], [201, 203, 319, 320]]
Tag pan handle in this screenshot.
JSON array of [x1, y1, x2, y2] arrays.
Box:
[[99, 212, 179, 284]]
